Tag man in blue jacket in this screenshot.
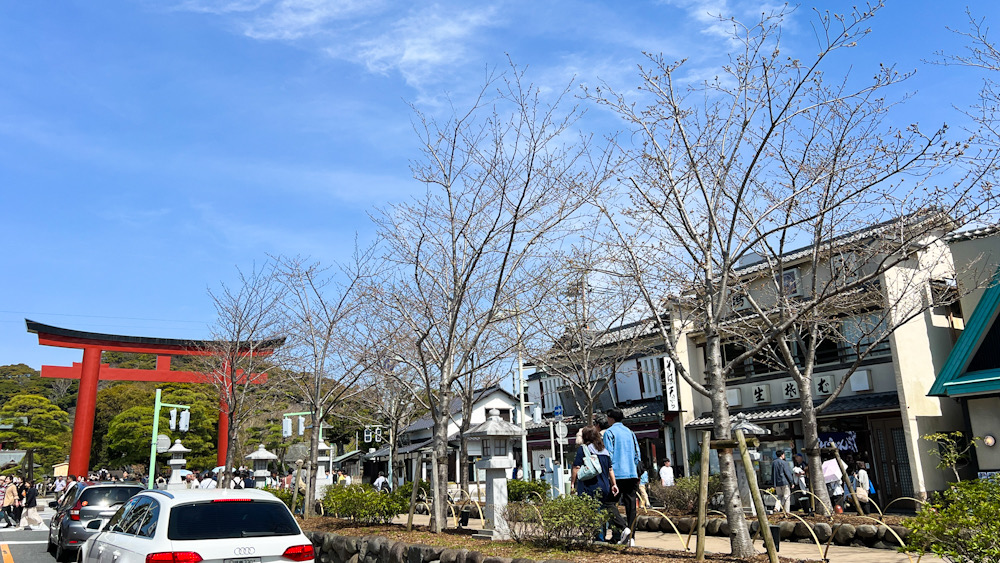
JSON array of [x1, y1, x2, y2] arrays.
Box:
[[773, 450, 796, 513], [603, 408, 641, 545]]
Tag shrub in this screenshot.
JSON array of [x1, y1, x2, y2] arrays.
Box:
[[393, 479, 430, 502], [648, 474, 722, 512], [507, 479, 549, 502], [906, 477, 1000, 563], [262, 486, 301, 512], [503, 494, 606, 547], [322, 484, 408, 525]]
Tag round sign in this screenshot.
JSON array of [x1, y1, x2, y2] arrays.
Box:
[[555, 422, 568, 439], [156, 434, 171, 453]]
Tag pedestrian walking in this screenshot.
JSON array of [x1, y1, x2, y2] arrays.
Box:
[[772, 450, 795, 513], [603, 407, 641, 546], [19, 481, 41, 530], [570, 426, 625, 542], [637, 467, 651, 509], [1, 478, 17, 528]]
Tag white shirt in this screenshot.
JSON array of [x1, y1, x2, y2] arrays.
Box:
[[343, 475, 352, 486], [200, 478, 217, 489], [659, 464, 675, 486]]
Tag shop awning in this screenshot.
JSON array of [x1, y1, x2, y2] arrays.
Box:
[[687, 392, 899, 428]]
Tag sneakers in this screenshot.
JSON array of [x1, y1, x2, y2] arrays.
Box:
[[618, 527, 632, 545]]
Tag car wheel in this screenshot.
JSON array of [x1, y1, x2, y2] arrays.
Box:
[[46, 539, 55, 555], [55, 541, 69, 562]]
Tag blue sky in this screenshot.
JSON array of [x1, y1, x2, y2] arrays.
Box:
[[3, 0, 998, 370]]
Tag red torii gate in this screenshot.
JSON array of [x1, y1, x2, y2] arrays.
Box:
[[26, 320, 283, 477]]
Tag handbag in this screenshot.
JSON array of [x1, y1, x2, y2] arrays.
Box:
[[578, 447, 602, 481]]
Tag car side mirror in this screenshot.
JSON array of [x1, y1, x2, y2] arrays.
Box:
[[86, 520, 104, 531], [49, 501, 58, 509]]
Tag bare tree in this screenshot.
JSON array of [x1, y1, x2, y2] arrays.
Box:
[[370, 65, 610, 532], [272, 252, 375, 515], [205, 263, 287, 487], [527, 247, 650, 424], [590, 3, 995, 555]]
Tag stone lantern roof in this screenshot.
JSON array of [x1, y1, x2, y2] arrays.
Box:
[[732, 412, 771, 436], [167, 439, 190, 454], [245, 444, 279, 461], [465, 408, 525, 439]]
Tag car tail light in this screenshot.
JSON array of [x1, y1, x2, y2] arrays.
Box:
[[69, 500, 82, 521], [211, 498, 253, 502], [146, 552, 203, 563], [282, 545, 314, 562]]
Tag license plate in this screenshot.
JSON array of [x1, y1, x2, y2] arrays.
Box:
[[226, 558, 261, 563]]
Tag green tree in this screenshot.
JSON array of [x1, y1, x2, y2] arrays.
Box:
[[91, 383, 156, 468], [0, 394, 70, 468]]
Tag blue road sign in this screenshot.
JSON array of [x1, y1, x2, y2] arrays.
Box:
[[553, 405, 563, 417]]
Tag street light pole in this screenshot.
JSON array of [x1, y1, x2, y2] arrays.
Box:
[[515, 313, 529, 481]]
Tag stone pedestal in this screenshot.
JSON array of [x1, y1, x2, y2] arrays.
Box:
[[472, 457, 515, 540]]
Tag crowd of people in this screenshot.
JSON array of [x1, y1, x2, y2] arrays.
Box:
[[1, 476, 41, 530], [773, 449, 876, 515]]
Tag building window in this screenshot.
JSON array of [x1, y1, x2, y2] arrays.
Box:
[[841, 313, 890, 359], [782, 269, 801, 297], [639, 357, 663, 397]]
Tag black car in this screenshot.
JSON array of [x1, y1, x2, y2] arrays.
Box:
[[47, 483, 144, 562]]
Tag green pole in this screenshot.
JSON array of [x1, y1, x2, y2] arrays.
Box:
[[148, 389, 162, 490]]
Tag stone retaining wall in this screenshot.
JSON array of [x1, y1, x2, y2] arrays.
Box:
[[304, 531, 572, 563], [633, 515, 911, 550]]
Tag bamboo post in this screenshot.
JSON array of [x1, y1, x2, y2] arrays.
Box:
[[830, 447, 865, 516], [696, 430, 711, 562], [407, 454, 422, 531], [735, 429, 778, 563]]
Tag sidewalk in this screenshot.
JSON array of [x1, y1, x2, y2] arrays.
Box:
[[391, 514, 940, 562], [634, 528, 940, 563]]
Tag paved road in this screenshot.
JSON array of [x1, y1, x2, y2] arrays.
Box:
[[0, 514, 55, 563]]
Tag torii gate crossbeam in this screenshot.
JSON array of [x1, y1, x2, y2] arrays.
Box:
[[26, 320, 282, 477]]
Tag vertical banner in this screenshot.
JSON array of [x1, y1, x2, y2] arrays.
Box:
[[662, 356, 680, 412]]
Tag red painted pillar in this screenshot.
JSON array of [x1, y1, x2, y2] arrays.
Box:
[[217, 397, 229, 467], [69, 346, 102, 477]]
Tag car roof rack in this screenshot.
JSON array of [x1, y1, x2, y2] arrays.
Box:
[[144, 489, 174, 499]]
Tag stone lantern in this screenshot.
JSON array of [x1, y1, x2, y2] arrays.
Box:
[[465, 408, 524, 540], [245, 444, 278, 488], [166, 439, 190, 490]]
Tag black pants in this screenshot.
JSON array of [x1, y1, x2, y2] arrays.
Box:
[[616, 478, 639, 531], [602, 498, 627, 540], [13, 505, 22, 524], [1, 506, 13, 526]]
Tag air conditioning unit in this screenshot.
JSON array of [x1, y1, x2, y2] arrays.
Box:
[[850, 370, 873, 392]]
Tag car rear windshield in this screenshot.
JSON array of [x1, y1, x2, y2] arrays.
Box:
[[80, 487, 144, 508], [167, 500, 300, 540]]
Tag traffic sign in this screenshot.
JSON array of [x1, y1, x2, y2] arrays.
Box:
[[556, 421, 568, 439], [156, 434, 170, 453], [556, 437, 568, 445], [553, 405, 563, 418]]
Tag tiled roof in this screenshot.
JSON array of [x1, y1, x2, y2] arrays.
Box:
[[944, 224, 1000, 243], [524, 399, 664, 431], [687, 392, 900, 427], [403, 386, 516, 432]]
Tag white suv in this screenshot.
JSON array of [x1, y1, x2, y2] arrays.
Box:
[[77, 489, 314, 563]]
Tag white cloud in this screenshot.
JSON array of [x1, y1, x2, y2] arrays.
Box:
[[355, 5, 499, 86], [243, 0, 380, 40]]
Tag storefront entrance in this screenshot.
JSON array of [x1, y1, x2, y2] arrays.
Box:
[[869, 416, 914, 507]]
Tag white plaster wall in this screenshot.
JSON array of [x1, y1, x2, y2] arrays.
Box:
[[884, 243, 967, 496]]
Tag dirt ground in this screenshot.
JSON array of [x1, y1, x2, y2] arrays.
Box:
[[300, 517, 820, 563], [636, 507, 907, 528]]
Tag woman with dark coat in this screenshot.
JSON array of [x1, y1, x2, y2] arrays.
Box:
[[571, 425, 630, 544], [19, 480, 41, 530]]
